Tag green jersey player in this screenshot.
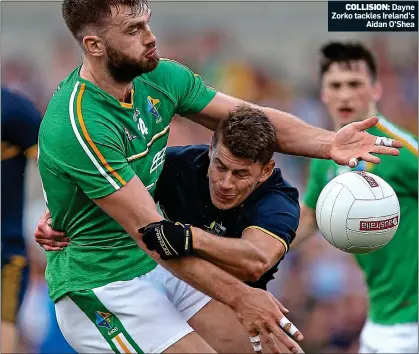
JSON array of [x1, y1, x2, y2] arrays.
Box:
[[37, 1, 403, 352], [294, 42, 418, 353]]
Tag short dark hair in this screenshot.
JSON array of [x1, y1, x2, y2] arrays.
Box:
[[213, 105, 276, 165], [61, 0, 149, 42], [320, 42, 377, 81]]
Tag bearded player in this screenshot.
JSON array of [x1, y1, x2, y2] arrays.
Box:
[[293, 42, 418, 353]]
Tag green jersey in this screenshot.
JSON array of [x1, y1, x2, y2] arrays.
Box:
[[304, 115, 418, 325], [38, 59, 217, 302]]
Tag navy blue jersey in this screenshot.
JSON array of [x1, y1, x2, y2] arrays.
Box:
[[1, 87, 41, 256], [155, 145, 300, 289]]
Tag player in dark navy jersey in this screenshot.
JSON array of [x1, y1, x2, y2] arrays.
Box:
[[155, 143, 300, 290], [1, 87, 42, 352]]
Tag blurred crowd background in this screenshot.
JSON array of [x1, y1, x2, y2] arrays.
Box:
[[2, 1, 417, 353]]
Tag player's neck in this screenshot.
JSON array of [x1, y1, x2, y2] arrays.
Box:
[[79, 62, 133, 104], [367, 104, 379, 118]]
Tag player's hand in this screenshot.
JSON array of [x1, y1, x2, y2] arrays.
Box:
[[139, 220, 194, 260], [34, 211, 69, 251], [232, 287, 304, 354], [330, 116, 403, 167]]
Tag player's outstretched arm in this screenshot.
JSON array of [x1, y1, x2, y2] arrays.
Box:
[[192, 227, 285, 282], [186, 93, 402, 166]]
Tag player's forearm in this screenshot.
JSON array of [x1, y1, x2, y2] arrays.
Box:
[[161, 255, 252, 308], [193, 228, 270, 282], [262, 107, 334, 159], [290, 205, 318, 249]]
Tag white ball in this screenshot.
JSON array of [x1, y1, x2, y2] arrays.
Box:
[[315, 171, 400, 254]]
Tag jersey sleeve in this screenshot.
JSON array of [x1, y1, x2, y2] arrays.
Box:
[[5, 91, 41, 158], [303, 159, 325, 210], [41, 100, 135, 200], [160, 59, 217, 115], [244, 186, 300, 252]]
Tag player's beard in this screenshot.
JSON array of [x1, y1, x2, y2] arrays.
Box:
[[105, 42, 160, 83]]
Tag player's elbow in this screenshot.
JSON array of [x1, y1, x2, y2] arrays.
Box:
[[244, 257, 271, 282]]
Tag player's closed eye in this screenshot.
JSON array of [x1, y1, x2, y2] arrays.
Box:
[[234, 172, 249, 179], [129, 27, 139, 35], [349, 81, 362, 88]]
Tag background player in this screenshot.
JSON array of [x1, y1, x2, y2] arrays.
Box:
[[1, 87, 42, 353], [292, 42, 418, 353]]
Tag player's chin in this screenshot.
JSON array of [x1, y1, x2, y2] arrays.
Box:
[[211, 196, 237, 210], [144, 54, 160, 69], [336, 111, 358, 125]]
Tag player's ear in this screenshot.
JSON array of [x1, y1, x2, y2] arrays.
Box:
[[373, 80, 383, 102], [260, 160, 275, 183], [83, 35, 105, 57], [209, 137, 215, 157]]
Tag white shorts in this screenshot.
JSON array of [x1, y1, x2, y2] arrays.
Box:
[[55, 265, 212, 353], [359, 320, 418, 353]]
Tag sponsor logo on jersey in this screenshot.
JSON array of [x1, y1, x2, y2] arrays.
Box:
[[205, 220, 226, 236], [147, 96, 162, 123], [150, 147, 166, 173], [359, 216, 399, 231], [95, 311, 113, 330], [355, 171, 379, 188], [123, 127, 137, 141]]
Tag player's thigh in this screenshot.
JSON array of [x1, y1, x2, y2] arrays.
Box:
[[150, 265, 252, 353], [55, 275, 215, 353], [162, 332, 216, 354], [146, 266, 299, 353], [187, 299, 255, 353]]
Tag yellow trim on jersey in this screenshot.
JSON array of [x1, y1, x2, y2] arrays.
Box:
[[1, 255, 27, 323], [376, 121, 418, 157], [76, 83, 127, 186], [243, 226, 289, 253], [119, 89, 134, 109], [115, 334, 130, 353], [127, 125, 170, 162], [24, 144, 38, 159], [1, 141, 21, 160]]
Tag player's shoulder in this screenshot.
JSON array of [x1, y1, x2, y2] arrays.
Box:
[[372, 115, 418, 159], [45, 70, 111, 126], [136, 59, 196, 94], [150, 58, 194, 76], [166, 144, 209, 167], [249, 169, 300, 210], [1, 87, 36, 115], [44, 67, 83, 115]]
